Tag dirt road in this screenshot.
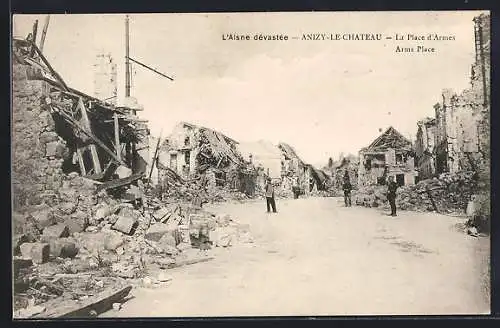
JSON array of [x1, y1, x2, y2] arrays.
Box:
[[102, 197, 490, 317]]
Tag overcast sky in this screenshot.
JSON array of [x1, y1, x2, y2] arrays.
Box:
[[12, 11, 485, 167]]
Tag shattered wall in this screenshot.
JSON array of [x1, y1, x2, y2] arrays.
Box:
[[12, 63, 70, 210], [415, 119, 437, 180], [432, 14, 489, 180], [158, 123, 197, 178], [93, 53, 117, 105]]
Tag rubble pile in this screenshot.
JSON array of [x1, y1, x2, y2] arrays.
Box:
[[13, 173, 253, 318], [352, 171, 477, 214]]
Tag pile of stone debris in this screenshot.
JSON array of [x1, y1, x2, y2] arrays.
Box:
[[13, 173, 253, 318], [352, 171, 477, 215]]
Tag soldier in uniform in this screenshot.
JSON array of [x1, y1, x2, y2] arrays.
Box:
[[342, 171, 352, 207], [387, 176, 399, 216]]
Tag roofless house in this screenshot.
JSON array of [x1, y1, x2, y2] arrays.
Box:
[[12, 15, 173, 191], [358, 126, 418, 187]]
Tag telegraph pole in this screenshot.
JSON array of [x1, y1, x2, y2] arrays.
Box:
[[125, 14, 131, 98]]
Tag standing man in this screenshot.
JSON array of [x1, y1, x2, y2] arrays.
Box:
[[292, 176, 300, 199], [387, 176, 399, 216], [265, 177, 277, 213], [342, 171, 352, 207]]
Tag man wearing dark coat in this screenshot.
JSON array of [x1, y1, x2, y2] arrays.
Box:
[[387, 176, 399, 216], [342, 171, 352, 207]]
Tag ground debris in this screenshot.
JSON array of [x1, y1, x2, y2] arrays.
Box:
[[352, 171, 477, 215]]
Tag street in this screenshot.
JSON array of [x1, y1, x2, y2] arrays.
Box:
[[102, 197, 490, 317]]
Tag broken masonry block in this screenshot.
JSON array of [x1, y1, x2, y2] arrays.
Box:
[[95, 205, 114, 221], [19, 242, 50, 264], [38, 131, 59, 144], [45, 141, 59, 158], [158, 233, 177, 249], [112, 216, 138, 235], [31, 210, 55, 230], [145, 223, 178, 242], [42, 223, 70, 239], [104, 234, 125, 251], [48, 238, 79, 258], [64, 217, 88, 235]]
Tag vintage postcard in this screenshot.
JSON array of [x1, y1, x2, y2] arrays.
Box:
[[11, 11, 490, 318]]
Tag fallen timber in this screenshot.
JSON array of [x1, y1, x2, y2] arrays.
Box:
[[13, 37, 150, 188], [32, 285, 133, 318], [96, 173, 144, 193]]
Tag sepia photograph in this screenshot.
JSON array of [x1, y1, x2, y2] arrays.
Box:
[[11, 11, 491, 318]]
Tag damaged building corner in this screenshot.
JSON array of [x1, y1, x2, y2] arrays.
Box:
[[12, 37, 150, 211], [155, 122, 258, 201]]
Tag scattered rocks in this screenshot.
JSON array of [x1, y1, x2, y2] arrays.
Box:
[[30, 209, 55, 229], [353, 171, 477, 214], [95, 205, 115, 221], [104, 234, 125, 251], [145, 223, 177, 242], [85, 226, 98, 233], [112, 216, 138, 235], [210, 227, 236, 248], [16, 305, 46, 318], [48, 238, 79, 258], [64, 216, 88, 235], [19, 242, 50, 264], [42, 224, 70, 239]]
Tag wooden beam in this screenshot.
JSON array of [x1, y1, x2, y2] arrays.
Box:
[[96, 173, 144, 193], [56, 107, 127, 167], [148, 134, 162, 181], [30, 42, 69, 91], [167, 257, 214, 269], [78, 99, 102, 174], [29, 20, 39, 57], [76, 148, 86, 175], [33, 285, 132, 318], [114, 113, 121, 161]]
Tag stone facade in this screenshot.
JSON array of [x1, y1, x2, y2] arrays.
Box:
[[415, 118, 437, 180], [157, 122, 202, 179], [430, 13, 489, 181], [12, 64, 69, 210]]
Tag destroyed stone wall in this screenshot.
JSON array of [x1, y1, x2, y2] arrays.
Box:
[[12, 63, 69, 210], [353, 171, 476, 215]]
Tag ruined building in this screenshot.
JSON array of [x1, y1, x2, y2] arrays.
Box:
[[416, 13, 490, 181], [358, 127, 417, 187], [12, 36, 150, 211], [278, 143, 327, 193], [238, 141, 328, 194], [331, 154, 359, 189], [415, 117, 437, 180], [156, 122, 257, 196]]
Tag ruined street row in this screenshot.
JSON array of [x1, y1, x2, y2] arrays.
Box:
[[11, 12, 491, 318]]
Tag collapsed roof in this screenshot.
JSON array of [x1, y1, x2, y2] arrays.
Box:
[[362, 126, 413, 153], [278, 142, 305, 166], [12, 37, 149, 183]]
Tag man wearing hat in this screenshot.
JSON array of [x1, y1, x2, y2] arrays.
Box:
[[265, 177, 277, 213]]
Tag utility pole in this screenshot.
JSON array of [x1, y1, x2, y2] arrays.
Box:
[[125, 14, 131, 98]]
